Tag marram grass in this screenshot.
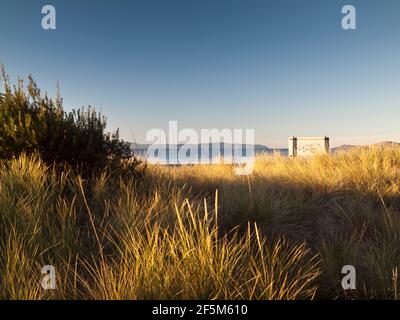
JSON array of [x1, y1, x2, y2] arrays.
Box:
[[1, 146, 400, 299]]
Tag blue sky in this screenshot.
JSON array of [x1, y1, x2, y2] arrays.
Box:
[[1, 0, 400, 147]]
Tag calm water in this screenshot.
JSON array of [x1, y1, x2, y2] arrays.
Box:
[[132, 144, 288, 165]]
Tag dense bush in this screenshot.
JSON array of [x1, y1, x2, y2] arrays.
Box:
[[0, 67, 139, 176]]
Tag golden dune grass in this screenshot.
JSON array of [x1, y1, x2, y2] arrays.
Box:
[[1, 146, 400, 299]]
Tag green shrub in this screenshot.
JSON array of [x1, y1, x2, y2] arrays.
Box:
[[0, 66, 139, 177]]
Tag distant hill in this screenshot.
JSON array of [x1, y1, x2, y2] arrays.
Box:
[[332, 145, 357, 152], [333, 141, 400, 152], [374, 141, 400, 147]]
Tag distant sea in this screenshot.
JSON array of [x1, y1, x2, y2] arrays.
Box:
[[131, 143, 289, 165]]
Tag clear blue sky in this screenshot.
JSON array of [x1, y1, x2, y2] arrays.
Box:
[[1, 0, 400, 147]]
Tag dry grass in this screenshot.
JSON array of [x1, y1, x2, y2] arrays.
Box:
[[1, 146, 400, 299]]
